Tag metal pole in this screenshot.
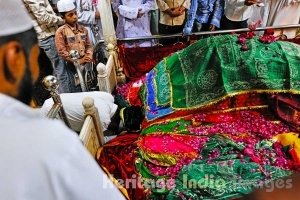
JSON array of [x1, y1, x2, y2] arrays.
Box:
[[69, 50, 87, 92], [42, 75, 71, 128], [116, 24, 300, 41]]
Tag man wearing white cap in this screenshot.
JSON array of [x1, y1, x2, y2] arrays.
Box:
[[0, 1, 126, 199], [23, 0, 72, 93]]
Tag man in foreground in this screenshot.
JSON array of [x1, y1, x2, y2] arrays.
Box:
[[0, 0, 125, 199]]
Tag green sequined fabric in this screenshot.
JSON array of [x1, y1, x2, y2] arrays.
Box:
[[152, 35, 300, 109], [167, 136, 292, 200]]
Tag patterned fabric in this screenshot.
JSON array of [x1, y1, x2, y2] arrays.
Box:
[[157, 0, 191, 26], [183, 0, 224, 34], [98, 35, 300, 199], [97, 133, 145, 200], [55, 23, 93, 62], [143, 35, 300, 118], [23, 0, 64, 40], [167, 136, 292, 200], [137, 107, 295, 199], [134, 36, 300, 198]]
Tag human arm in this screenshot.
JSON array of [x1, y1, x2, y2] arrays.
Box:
[[53, 127, 126, 200], [139, 0, 156, 15], [210, 0, 225, 29], [55, 28, 73, 63], [111, 0, 139, 19], [81, 31, 93, 64], [111, 0, 121, 15], [183, 0, 198, 35], [173, 0, 191, 17], [156, 0, 178, 17], [117, 0, 155, 19], [23, 0, 64, 26]]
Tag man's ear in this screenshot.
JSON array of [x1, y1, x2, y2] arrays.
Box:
[[29, 44, 40, 83], [0, 41, 26, 96]]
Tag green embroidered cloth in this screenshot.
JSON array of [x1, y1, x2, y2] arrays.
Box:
[[167, 136, 292, 200], [153, 35, 300, 109]]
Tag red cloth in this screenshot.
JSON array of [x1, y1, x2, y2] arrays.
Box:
[[281, 37, 300, 45], [117, 42, 188, 81], [142, 93, 269, 129], [97, 133, 145, 200], [289, 148, 300, 164], [268, 94, 300, 130]]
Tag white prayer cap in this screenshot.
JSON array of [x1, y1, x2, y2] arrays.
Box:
[[0, 0, 33, 36], [57, 0, 75, 13]]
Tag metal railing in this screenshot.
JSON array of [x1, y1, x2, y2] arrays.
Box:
[[115, 24, 300, 42]]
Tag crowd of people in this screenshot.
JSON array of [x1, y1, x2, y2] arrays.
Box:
[[113, 0, 300, 45], [21, 0, 300, 95], [23, 0, 104, 95]]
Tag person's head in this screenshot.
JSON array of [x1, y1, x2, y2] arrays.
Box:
[[120, 106, 144, 132], [0, 0, 40, 104], [57, 0, 77, 26]]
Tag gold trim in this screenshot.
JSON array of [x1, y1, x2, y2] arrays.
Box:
[[120, 107, 125, 125], [170, 89, 300, 110], [96, 147, 103, 160], [144, 104, 269, 126], [97, 147, 129, 199], [100, 165, 130, 200]]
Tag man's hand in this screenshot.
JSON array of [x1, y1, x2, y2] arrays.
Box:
[[79, 56, 92, 65], [163, 8, 174, 16], [137, 8, 145, 18], [183, 27, 192, 36], [95, 10, 100, 20], [209, 25, 216, 31], [164, 7, 185, 17], [178, 6, 186, 14], [245, 0, 261, 6], [171, 6, 185, 17]]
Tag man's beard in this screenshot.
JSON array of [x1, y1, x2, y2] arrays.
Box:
[[17, 67, 34, 105]]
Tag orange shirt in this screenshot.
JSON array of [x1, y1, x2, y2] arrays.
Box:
[[55, 23, 93, 63]]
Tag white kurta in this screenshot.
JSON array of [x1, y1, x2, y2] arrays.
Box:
[[40, 91, 118, 133], [0, 94, 125, 200], [262, 0, 300, 38], [112, 0, 155, 47]]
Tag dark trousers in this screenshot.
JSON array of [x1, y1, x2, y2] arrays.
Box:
[[220, 15, 248, 30], [158, 23, 185, 45]]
